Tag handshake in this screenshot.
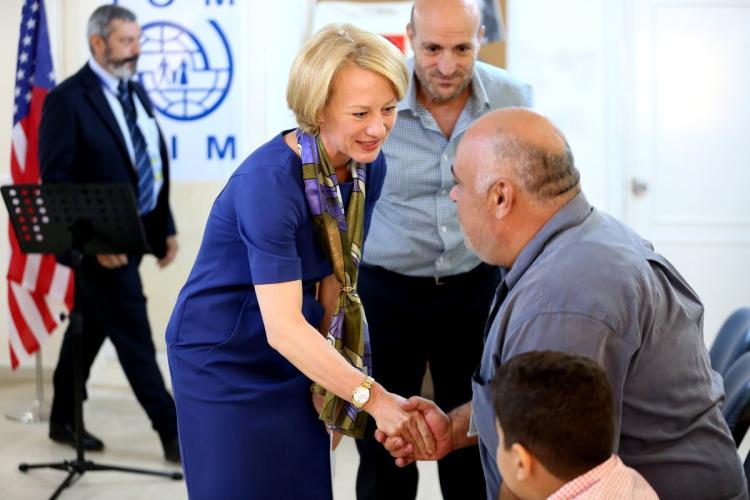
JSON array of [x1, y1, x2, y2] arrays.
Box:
[[367, 387, 472, 467], [373, 396, 453, 466], [314, 383, 472, 463]]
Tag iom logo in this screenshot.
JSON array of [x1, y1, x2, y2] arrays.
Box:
[[137, 20, 233, 121]]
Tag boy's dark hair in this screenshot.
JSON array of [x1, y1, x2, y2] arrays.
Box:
[[491, 350, 615, 480]]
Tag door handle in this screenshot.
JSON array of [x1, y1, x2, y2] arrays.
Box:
[[630, 178, 648, 197]]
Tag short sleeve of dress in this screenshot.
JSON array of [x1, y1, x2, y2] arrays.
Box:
[[234, 152, 305, 285]]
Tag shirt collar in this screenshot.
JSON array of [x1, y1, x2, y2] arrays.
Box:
[[468, 66, 490, 114], [88, 57, 125, 96], [397, 58, 419, 113], [397, 57, 490, 116], [502, 191, 593, 290], [547, 455, 618, 500]]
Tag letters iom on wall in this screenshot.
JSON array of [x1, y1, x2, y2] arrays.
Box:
[[114, 0, 247, 180]]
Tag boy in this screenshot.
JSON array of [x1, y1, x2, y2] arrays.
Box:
[[492, 351, 657, 499]]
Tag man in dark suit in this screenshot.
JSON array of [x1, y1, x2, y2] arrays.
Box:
[[39, 4, 180, 463]]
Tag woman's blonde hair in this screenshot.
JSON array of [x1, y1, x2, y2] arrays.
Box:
[[287, 23, 409, 135]]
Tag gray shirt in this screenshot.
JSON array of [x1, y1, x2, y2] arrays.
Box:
[[471, 193, 747, 500], [362, 59, 532, 277]]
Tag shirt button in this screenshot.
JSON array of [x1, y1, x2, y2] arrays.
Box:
[[437, 256, 445, 263], [440, 189, 448, 196], [442, 153, 448, 161], [440, 225, 447, 233]]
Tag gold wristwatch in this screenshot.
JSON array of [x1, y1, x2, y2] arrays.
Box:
[[352, 375, 375, 409]]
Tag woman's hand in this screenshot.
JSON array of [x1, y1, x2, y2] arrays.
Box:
[[375, 396, 454, 466], [364, 386, 436, 457]]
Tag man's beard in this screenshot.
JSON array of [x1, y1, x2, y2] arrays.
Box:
[[463, 224, 501, 266], [105, 47, 139, 80], [415, 64, 473, 103]]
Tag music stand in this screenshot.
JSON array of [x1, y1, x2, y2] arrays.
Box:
[[2, 184, 182, 500]]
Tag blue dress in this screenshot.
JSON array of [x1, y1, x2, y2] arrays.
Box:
[[166, 131, 386, 499]]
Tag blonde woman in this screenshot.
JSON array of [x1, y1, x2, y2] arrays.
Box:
[[166, 24, 433, 499]]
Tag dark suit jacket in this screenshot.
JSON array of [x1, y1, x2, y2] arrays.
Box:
[[39, 63, 175, 258]]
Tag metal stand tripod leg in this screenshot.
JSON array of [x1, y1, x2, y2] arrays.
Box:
[[16, 251, 182, 500]]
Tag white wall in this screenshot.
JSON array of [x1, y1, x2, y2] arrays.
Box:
[[506, 0, 622, 216]]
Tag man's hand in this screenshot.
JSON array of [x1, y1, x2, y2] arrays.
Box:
[[158, 235, 178, 268], [96, 254, 128, 269], [375, 396, 453, 467], [366, 389, 436, 458]]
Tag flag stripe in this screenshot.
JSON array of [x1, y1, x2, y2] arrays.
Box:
[[64, 272, 74, 311], [35, 253, 56, 296], [11, 281, 51, 345], [9, 345, 19, 370], [7, 229, 27, 284], [25, 88, 46, 181], [44, 293, 69, 330], [7, 316, 31, 369], [11, 122, 27, 173], [8, 283, 41, 353], [9, 130, 23, 186], [49, 261, 72, 303], [32, 290, 57, 333], [23, 253, 41, 290]]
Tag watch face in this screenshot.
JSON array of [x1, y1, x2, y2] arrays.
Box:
[[353, 386, 370, 406]]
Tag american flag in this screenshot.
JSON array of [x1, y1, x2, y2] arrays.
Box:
[[7, 0, 73, 369]]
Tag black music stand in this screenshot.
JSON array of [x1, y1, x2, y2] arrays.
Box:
[[2, 184, 182, 500]]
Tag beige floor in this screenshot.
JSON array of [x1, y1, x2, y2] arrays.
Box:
[[0, 369, 443, 500]]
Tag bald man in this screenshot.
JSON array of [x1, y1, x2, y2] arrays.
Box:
[[357, 1, 532, 498], [378, 108, 747, 500]]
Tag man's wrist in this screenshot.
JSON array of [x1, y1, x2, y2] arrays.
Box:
[[447, 403, 476, 450]]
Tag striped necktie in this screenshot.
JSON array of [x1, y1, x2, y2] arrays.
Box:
[[116, 80, 155, 215]]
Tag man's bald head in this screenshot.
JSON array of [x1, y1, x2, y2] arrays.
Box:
[[450, 109, 580, 267], [410, 0, 483, 36], [467, 108, 580, 203]]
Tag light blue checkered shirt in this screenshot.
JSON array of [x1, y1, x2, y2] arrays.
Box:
[[362, 59, 533, 277]]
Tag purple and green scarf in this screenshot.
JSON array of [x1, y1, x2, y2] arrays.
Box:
[[297, 129, 372, 438]]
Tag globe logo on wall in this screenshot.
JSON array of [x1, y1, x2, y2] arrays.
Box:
[[137, 20, 233, 121]]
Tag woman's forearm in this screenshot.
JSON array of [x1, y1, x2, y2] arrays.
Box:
[[257, 280, 436, 451], [257, 280, 374, 406], [269, 313, 376, 403]]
